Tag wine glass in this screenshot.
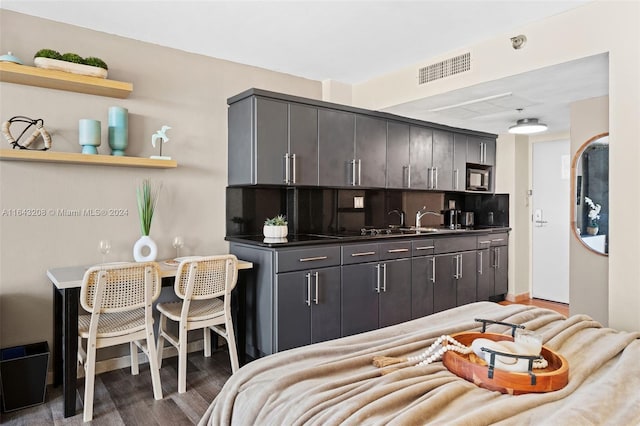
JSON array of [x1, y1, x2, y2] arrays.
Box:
[[99, 239, 111, 264], [172, 236, 184, 259]]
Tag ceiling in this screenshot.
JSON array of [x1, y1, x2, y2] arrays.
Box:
[[1, 1, 607, 134]]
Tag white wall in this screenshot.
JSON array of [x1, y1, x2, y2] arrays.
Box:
[[346, 1, 640, 331]]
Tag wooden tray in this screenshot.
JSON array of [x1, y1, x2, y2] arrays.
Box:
[[442, 332, 569, 395]]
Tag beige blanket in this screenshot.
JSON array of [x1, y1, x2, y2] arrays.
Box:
[[200, 302, 640, 425]]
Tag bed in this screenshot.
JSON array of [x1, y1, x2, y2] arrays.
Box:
[[200, 302, 640, 425]]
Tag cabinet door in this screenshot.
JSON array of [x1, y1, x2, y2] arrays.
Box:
[[453, 133, 467, 191], [431, 129, 454, 190], [434, 254, 456, 313], [456, 251, 477, 306], [341, 262, 379, 336], [409, 125, 433, 189], [467, 135, 483, 165], [386, 121, 410, 189], [476, 249, 494, 301], [355, 115, 386, 188], [255, 97, 289, 185], [318, 109, 355, 187], [228, 97, 254, 185], [483, 138, 496, 166], [289, 103, 319, 186], [310, 267, 341, 344], [379, 259, 412, 328], [274, 270, 311, 351], [411, 255, 435, 318], [493, 246, 508, 296]]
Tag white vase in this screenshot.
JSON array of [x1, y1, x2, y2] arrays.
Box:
[[263, 225, 288, 239], [133, 235, 158, 262]]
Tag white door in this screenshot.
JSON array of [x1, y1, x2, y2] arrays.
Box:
[[532, 139, 570, 303]]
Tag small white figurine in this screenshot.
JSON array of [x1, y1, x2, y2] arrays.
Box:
[[150, 125, 171, 160]]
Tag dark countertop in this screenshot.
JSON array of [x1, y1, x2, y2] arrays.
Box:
[[225, 226, 511, 248]]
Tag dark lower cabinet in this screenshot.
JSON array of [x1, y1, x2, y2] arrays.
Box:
[[476, 236, 509, 300], [477, 248, 494, 301], [411, 255, 435, 318], [434, 251, 477, 313], [275, 267, 341, 352], [494, 246, 508, 296], [341, 258, 412, 336]]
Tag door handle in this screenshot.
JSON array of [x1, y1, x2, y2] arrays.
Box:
[[351, 251, 376, 257], [387, 248, 409, 253], [299, 256, 328, 262], [375, 264, 381, 293], [313, 271, 319, 304], [430, 257, 436, 284], [478, 251, 483, 274], [350, 159, 357, 186], [407, 164, 411, 188], [382, 263, 387, 292], [305, 272, 311, 306], [358, 159, 362, 186], [291, 153, 296, 184], [284, 152, 290, 183], [433, 167, 438, 189]]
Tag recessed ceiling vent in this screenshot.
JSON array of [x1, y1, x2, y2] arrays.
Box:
[[418, 52, 470, 85]]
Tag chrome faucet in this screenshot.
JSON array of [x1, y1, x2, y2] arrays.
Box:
[[416, 206, 441, 228], [388, 209, 406, 227]]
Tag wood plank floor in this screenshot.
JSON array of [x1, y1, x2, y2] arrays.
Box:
[[2, 299, 569, 425], [0, 350, 233, 425]]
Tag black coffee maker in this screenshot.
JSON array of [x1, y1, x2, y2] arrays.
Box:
[[442, 209, 460, 229]]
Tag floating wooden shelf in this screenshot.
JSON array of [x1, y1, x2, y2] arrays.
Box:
[[0, 149, 176, 168], [0, 62, 132, 98]]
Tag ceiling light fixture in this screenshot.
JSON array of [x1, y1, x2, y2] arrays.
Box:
[[508, 118, 547, 134]]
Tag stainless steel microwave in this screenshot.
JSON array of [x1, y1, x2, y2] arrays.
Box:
[[466, 168, 490, 191]]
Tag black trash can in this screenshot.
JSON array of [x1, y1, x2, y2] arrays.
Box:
[[0, 342, 49, 412]]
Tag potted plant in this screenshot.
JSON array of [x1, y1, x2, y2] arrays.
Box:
[[584, 196, 601, 235], [263, 214, 288, 238], [133, 179, 162, 261], [33, 48, 108, 78]]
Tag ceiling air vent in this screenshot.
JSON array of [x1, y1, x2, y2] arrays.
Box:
[[418, 52, 470, 85]]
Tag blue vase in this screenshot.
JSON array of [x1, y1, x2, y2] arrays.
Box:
[[108, 106, 128, 156], [78, 119, 101, 154]]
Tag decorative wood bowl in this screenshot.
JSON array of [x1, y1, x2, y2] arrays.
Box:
[[442, 332, 569, 395]]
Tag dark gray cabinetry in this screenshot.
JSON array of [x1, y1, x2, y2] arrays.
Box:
[[411, 239, 435, 318], [318, 110, 387, 187], [275, 266, 341, 352], [227, 96, 318, 186], [476, 233, 509, 300], [341, 241, 412, 336], [408, 125, 433, 189], [386, 121, 410, 188], [432, 129, 454, 191], [453, 133, 467, 191], [467, 135, 496, 166], [433, 236, 477, 313]]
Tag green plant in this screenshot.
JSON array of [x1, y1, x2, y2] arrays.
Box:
[[83, 56, 108, 70], [136, 179, 162, 236], [60, 52, 84, 64], [264, 214, 287, 226], [34, 49, 62, 60]]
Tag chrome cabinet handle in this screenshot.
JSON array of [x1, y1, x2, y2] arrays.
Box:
[[314, 271, 319, 304], [459, 254, 463, 279], [431, 257, 436, 283], [375, 264, 381, 293], [351, 159, 357, 186], [358, 159, 362, 186], [491, 238, 505, 243], [415, 246, 435, 250], [494, 247, 500, 269], [434, 167, 438, 189], [478, 251, 483, 274], [387, 248, 409, 253], [284, 152, 290, 183], [382, 263, 387, 292], [351, 251, 376, 257], [299, 256, 328, 262], [454, 169, 459, 190], [407, 164, 412, 188], [291, 153, 296, 184], [305, 272, 311, 306]]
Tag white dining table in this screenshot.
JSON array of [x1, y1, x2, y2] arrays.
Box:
[[48, 258, 252, 418]]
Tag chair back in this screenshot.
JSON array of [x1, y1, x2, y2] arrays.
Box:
[[174, 255, 238, 301], [80, 262, 161, 313]]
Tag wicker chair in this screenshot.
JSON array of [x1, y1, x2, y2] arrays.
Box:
[[156, 254, 239, 393], [78, 262, 163, 422]]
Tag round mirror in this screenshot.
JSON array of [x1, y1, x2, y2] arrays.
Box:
[[571, 133, 608, 255]]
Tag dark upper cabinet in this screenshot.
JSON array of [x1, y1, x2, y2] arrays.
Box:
[[355, 115, 387, 188], [318, 108, 355, 187], [432, 129, 454, 191], [386, 121, 410, 188], [227, 96, 319, 186], [467, 135, 496, 166], [409, 125, 433, 189], [453, 133, 467, 191]]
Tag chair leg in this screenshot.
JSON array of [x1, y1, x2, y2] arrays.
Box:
[[224, 317, 240, 373], [145, 328, 163, 400], [130, 341, 139, 375], [178, 324, 188, 393], [157, 314, 166, 368], [83, 341, 97, 422], [203, 328, 211, 357]]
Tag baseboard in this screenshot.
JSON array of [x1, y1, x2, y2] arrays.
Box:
[[505, 292, 530, 303], [46, 339, 223, 385]]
